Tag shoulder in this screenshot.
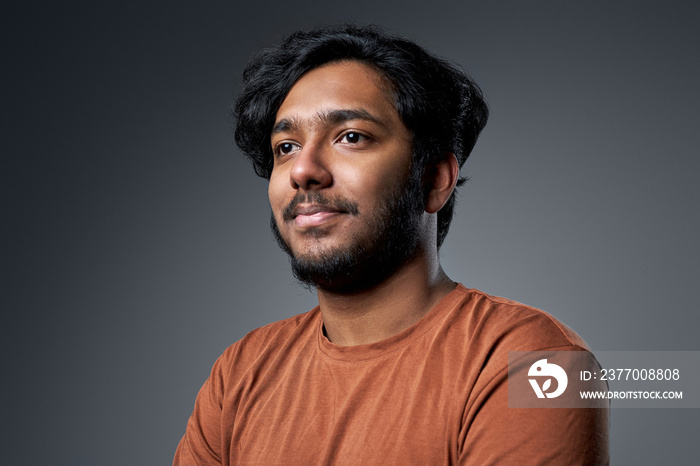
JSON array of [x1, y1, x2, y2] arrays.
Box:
[[237, 308, 320, 348], [451, 285, 590, 352], [214, 308, 321, 379], [450, 288, 609, 464]]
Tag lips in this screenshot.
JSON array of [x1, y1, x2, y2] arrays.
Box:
[[292, 204, 343, 227], [281, 193, 360, 228]]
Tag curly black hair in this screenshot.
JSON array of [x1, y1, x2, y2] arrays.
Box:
[[233, 24, 489, 247]]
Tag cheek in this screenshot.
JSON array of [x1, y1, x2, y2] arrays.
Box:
[[268, 170, 287, 208], [347, 158, 410, 201]]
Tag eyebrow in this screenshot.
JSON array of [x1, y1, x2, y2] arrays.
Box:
[[271, 108, 385, 136]]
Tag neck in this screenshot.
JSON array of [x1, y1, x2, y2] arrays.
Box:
[[316, 247, 455, 346]]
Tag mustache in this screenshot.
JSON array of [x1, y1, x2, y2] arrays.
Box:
[[282, 192, 360, 222]]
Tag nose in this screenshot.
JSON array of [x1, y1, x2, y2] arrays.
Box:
[[289, 143, 332, 190]]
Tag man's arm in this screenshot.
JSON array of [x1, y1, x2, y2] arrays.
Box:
[[459, 351, 610, 465], [174, 357, 226, 466]]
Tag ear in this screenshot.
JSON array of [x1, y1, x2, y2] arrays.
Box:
[[424, 152, 459, 214]]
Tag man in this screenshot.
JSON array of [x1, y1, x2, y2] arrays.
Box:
[[174, 25, 609, 465]]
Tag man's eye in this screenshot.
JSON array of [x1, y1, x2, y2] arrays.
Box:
[[339, 132, 366, 144], [277, 142, 299, 155]]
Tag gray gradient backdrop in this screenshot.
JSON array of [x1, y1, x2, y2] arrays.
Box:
[[4, 1, 699, 464]]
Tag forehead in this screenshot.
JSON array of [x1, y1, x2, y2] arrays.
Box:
[[274, 61, 399, 129]]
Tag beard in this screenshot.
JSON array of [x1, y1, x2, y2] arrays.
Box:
[[270, 169, 425, 293]]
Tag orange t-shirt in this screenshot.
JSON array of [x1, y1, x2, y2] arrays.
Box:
[[174, 285, 609, 465]]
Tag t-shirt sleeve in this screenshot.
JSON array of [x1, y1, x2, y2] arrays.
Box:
[[173, 355, 228, 466], [458, 348, 610, 465]]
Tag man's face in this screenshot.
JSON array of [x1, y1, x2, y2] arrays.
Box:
[[268, 60, 424, 291]]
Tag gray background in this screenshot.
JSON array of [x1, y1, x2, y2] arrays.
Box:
[[4, 0, 699, 464]]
